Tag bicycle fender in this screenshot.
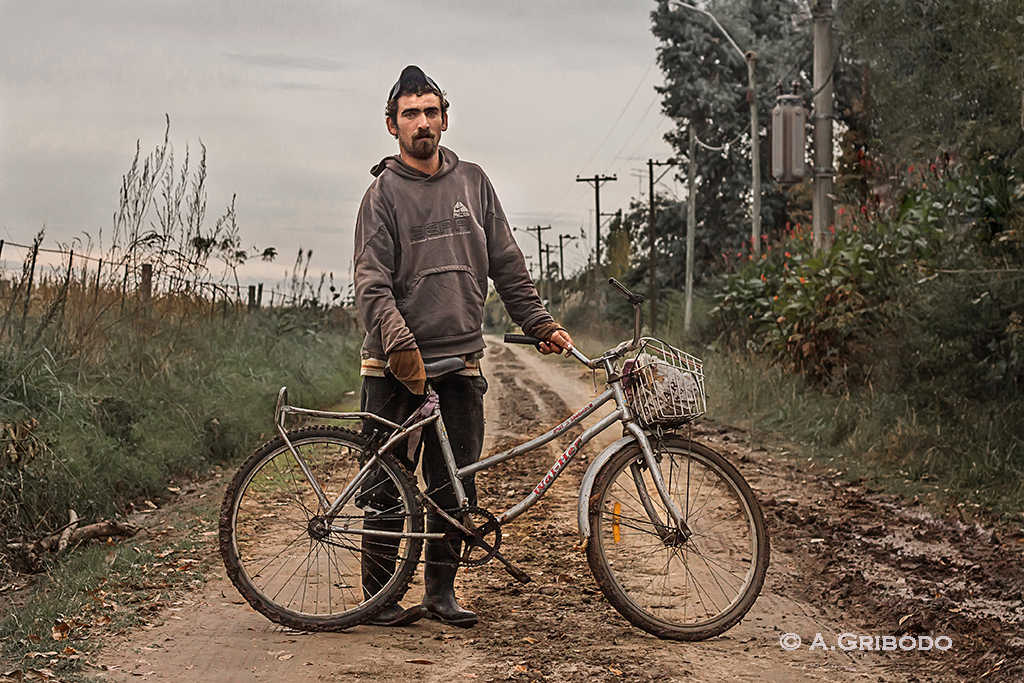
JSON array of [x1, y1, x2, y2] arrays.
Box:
[[577, 434, 638, 540]]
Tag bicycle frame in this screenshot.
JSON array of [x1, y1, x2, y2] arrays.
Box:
[[271, 349, 692, 544]]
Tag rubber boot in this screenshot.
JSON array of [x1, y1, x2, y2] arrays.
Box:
[[362, 514, 425, 627], [421, 539, 477, 628]]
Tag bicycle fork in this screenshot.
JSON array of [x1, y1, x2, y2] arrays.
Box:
[[623, 423, 694, 546]]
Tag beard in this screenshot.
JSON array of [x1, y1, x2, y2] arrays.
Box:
[[401, 131, 439, 161]]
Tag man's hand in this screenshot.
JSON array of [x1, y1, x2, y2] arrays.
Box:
[[539, 328, 574, 356], [531, 321, 574, 357], [388, 348, 427, 395]]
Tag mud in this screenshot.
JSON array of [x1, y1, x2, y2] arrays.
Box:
[[85, 337, 1022, 682]]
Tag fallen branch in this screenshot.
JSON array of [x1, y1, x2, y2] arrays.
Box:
[[57, 509, 80, 553], [47, 519, 138, 551], [6, 516, 138, 566]]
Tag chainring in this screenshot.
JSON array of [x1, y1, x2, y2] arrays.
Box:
[[444, 506, 502, 566]]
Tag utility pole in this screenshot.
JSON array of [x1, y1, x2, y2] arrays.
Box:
[[557, 233, 576, 281], [525, 224, 550, 297], [812, 0, 834, 254], [541, 243, 554, 301], [576, 174, 617, 272], [685, 127, 697, 335], [746, 50, 762, 256], [648, 158, 676, 334]]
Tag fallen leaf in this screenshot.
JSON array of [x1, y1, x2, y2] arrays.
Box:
[[514, 665, 528, 672], [610, 665, 623, 675], [51, 622, 71, 641], [898, 614, 913, 626], [405, 659, 434, 665], [523, 637, 539, 644], [277, 654, 293, 661]]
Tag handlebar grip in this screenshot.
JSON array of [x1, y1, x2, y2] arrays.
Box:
[[608, 277, 645, 305], [504, 333, 542, 346]]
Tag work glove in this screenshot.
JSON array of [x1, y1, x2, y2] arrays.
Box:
[[531, 320, 566, 341], [388, 348, 426, 395], [531, 320, 573, 356]]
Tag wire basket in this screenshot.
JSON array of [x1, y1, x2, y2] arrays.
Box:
[[622, 338, 706, 427]]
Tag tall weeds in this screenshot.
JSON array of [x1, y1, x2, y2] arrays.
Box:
[[0, 120, 359, 577]]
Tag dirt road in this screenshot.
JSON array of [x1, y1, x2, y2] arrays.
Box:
[[93, 338, 1023, 682]]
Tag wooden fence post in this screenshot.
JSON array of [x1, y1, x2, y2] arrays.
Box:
[[93, 258, 103, 306], [140, 263, 152, 303], [257, 283, 263, 309], [248, 285, 256, 312], [121, 262, 129, 309]]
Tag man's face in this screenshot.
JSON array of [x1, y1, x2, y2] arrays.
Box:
[[387, 92, 447, 161]]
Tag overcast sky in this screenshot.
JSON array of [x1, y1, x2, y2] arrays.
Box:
[[0, 0, 680, 290]]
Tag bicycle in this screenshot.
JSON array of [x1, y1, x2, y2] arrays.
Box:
[[219, 278, 769, 641]]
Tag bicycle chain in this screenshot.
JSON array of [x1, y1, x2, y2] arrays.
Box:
[[316, 512, 501, 569]]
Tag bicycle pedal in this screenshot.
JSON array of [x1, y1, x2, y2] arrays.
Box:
[[493, 551, 531, 584]]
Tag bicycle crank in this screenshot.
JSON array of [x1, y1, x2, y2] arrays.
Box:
[[443, 506, 532, 583], [445, 506, 501, 566]]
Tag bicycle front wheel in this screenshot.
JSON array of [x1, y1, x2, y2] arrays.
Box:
[[586, 435, 768, 640], [219, 425, 423, 631]]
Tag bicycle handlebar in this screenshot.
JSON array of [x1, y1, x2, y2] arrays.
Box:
[[503, 278, 646, 369], [608, 278, 644, 352], [503, 333, 542, 346]]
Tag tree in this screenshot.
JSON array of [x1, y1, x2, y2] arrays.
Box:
[[837, 0, 1024, 170], [652, 0, 808, 255]]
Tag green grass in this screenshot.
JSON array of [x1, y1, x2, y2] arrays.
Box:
[[1, 305, 365, 676], [0, 540, 201, 680], [551, 289, 1022, 521], [700, 343, 1024, 521], [2, 308, 363, 570]]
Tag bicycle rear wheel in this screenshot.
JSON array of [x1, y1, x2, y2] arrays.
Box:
[[586, 435, 768, 640], [219, 425, 422, 631]]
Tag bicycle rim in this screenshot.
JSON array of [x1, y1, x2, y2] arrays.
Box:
[[587, 436, 768, 640], [219, 426, 422, 631]]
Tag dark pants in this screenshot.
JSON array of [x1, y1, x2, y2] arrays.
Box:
[[359, 373, 487, 598]]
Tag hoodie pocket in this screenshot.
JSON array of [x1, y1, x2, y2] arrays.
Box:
[[398, 265, 485, 342]]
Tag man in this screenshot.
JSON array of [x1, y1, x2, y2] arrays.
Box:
[[353, 65, 574, 628]]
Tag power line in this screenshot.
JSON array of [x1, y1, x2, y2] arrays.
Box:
[[541, 57, 659, 224]]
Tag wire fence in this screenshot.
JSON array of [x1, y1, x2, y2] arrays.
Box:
[[0, 236, 337, 315]]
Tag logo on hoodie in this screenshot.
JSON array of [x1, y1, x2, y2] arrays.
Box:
[[409, 212, 472, 243], [453, 201, 470, 218]]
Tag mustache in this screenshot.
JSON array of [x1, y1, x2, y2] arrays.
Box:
[[414, 130, 435, 140]]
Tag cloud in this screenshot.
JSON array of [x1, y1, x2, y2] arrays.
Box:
[[222, 53, 346, 73], [269, 81, 346, 92]]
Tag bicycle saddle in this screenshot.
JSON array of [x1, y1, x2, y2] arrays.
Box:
[[423, 357, 467, 378]]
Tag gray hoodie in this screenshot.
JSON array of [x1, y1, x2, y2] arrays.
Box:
[[354, 147, 553, 360]]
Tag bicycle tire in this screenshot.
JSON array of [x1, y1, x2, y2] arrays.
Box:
[[586, 435, 769, 641], [219, 425, 423, 631]]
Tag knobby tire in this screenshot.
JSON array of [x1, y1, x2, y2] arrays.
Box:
[[586, 435, 769, 641], [219, 425, 423, 631]]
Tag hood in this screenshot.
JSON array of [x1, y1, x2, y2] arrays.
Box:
[[370, 146, 459, 180]]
